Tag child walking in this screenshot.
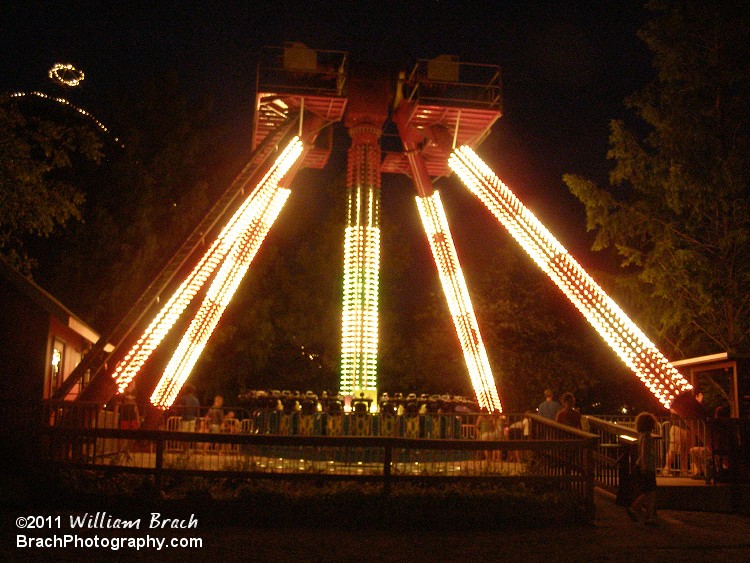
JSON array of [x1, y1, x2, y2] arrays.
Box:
[[627, 412, 659, 526]]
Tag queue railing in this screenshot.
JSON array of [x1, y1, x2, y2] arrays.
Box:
[[583, 416, 639, 494], [584, 415, 715, 492], [39, 403, 595, 511], [42, 421, 596, 512]]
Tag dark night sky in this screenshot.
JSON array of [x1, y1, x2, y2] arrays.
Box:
[[1, 0, 653, 257], [1, 2, 657, 406]]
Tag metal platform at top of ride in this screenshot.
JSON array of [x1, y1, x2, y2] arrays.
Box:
[[381, 55, 503, 177], [253, 43, 349, 169], [254, 47, 502, 175]]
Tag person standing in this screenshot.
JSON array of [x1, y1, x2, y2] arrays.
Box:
[[475, 408, 500, 466], [627, 412, 659, 526], [663, 412, 688, 475], [179, 384, 200, 432], [207, 395, 225, 433], [116, 388, 141, 430], [688, 390, 710, 479], [556, 392, 582, 429], [538, 389, 562, 420]]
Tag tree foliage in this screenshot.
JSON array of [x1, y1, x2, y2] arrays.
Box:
[[35, 74, 231, 330], [469, 244, 609, 412], [192, 168, 348, 399], [0, 100, 102, 270], [564, 0, 750, 356]]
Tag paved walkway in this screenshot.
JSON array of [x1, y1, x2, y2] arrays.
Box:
[[192, 492, 750, 562]]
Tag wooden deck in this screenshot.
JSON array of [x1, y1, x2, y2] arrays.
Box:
[[655, 476, 750, 513]]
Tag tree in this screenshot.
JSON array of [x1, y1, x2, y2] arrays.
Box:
[[35, 74, 232, 331], [564, 1, 750, 356], [0, 101, 102, 271], [193, 167, 348, 398], [469, 244, 609, 412]]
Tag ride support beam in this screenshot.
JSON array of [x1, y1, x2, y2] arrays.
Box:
[[339, 124, 382, 403], [80, 115, 327, 405], [339, 68, 390, 405], [394, 102, 502, 412], [449, 146, 693, 408], [392, 100, 434, 198], [55, 117, 303, 403], [415, 190, 503, 412], [150, 159, 297, 408]]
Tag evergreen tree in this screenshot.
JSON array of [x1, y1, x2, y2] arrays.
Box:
[[564, 1, 750, 356]]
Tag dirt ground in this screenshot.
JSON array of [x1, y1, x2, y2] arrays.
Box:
[[4, 491, 750, 562]]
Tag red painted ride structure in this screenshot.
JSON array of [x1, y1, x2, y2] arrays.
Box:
[[54, 44, 692, 416]]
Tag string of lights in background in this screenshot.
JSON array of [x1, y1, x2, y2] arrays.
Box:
[[7, 91, 122, 146], [416, 190, 503, 413], [339, 141, 381, 399], [151, 184, 292, 408], [114, 138, 304, 395], [449, 146, 692, 408]]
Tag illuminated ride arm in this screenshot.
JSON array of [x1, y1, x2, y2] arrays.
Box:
[[393, 100, 503, 412], [113, 137, 304, 394], [416, 190, 503, 413], [449, 146, 692, 408], [151, 180, 293, 408]]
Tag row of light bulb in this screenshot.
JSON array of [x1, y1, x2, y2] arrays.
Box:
[[113, 137, 303, 396], [339, 163, 381, 396], [340, 223, 381, 395], [416, 190, 503, 413], [49, 63, 84, 87], [449, 146, 691, 408], [151, 184, 292, 408], [9, 91, 122, 145]]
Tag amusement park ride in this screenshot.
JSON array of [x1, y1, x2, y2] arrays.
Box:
[[53, 44, 694, 414]]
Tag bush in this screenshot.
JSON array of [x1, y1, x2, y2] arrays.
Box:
[[43, 470, 589, 529]]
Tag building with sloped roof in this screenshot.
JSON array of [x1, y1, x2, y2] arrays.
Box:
[[0, 259, 110, 403]]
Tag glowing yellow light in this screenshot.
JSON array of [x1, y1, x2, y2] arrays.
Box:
[[449, 146, 692, 408], [8, 91, 121, 146], [114, 138, 303, 394], [49, 63, 85, 87], [51, 349, 61, 368], [340, 224, 380, 395], [151, 185, 292, 408], [339, 139, 381, 398], [416, 190, 503, 413]]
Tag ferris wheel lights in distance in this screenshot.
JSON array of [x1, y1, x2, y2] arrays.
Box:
[[49, 63, 85, 87]]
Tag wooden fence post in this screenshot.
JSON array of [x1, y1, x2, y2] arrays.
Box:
[[583, 444, 595, 521], [154, 436, 164, 492], [383, 445, 392, 496]]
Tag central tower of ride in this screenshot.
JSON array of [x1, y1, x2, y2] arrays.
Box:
[[62, 43, 692, 416], [339, 69, 390, 405]]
